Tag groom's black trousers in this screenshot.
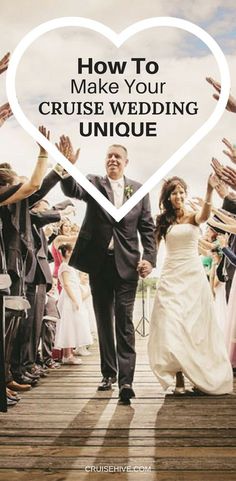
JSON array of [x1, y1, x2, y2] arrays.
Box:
[[89, 252, 137, 387]]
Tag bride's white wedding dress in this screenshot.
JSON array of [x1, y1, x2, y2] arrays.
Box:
[[148, 224, 233, 394]]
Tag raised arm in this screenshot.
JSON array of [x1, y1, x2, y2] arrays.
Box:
[[206, 77, 236, 113], [56, 134, 88, 200], [208, 217, 236, 235], [53, 234, 78, 249], [220, 166, 236, 191], [0, 52, 10, 75], [0, 102, 13, 128], [0, 54, 12, 127], [222, 138, 236, 165], [211, 207, 236, 225], [0, 126, 49, 206], [195, 174, 219, 225]]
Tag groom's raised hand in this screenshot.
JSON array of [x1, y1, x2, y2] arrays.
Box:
[[137, 260, 152, 278]]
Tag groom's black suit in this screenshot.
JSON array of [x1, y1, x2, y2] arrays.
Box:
[[61, 174, 156, 387]]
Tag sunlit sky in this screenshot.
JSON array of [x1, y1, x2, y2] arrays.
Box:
[[0, 1, 236, 264]]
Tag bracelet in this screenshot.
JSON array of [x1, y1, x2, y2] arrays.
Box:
[[38, 154, 48, 159], [53, 163, 69, 179], [204, 200, 212, 206]]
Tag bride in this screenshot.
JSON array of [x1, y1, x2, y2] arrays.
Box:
[[148, 175, 233, 395]]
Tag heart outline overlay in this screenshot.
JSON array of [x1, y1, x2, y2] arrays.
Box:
[[6, 17, 230, 221]]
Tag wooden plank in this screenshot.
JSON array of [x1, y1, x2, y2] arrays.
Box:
[[0, 456, 236, 470], [1, 436, 236, 447], [0, 427, 235, 436], [0, 416, 235, 430], [1, 445, 236, 457]]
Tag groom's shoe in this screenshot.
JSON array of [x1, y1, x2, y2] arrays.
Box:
[[118, 384, 135, 404], [97, 377, 117, 391]]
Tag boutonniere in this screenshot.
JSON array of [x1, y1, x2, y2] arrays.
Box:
[[124, 184, 134, 199]]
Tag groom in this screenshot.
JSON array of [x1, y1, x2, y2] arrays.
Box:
[[59, 138, 156, 403]]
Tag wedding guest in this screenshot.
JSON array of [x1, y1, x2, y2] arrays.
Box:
[[0, 127, 52, 392], [55, 244, 93, 364], [51, 218, 78, 293], [73, 272, 94, 356], [15, 198, 62, 380], [205, 185, 236, 302], [210, 246, 227, 337], [41, 278, 60, 369], [79, 271, 97, 341], [1, 127, 75, 390]]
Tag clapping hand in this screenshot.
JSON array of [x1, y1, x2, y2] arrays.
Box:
[[217, 233, 229, 249], [222, 138, 236, 165], [37, 126, 50, 155], [207, 173, 220, 190], [0, 102, 13, 127], [206, 77, 236, 113], [220, 165, 236, 190], [61, 205, 76, 217], [211, 158, 224, 178], [56, 135, 80, 164], [0, 52, 10, 75], [215, 181, 229, 199], [212, 157, 236, 189]]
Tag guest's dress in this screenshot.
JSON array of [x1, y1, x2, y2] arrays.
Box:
[[51, 243, 62, 293], [55, 263, 93, 349], [148, 224, 233, 395]]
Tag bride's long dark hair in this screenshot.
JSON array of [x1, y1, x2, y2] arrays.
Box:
[[155, 176, 187, 243]]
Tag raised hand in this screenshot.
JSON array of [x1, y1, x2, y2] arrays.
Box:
[[207, 173, 220, 190], [206, 77, 236, 113], [221, 165, 236, 190], [61, 205, 76, 217], [37, 125, 50, 155], [217, 233, 229, 249], [0, 102, 13, 127], [56, 135, 80, 164], [215, 181, 229, 199], [0, 52, 10, 75], [222, 138, 236, 165], [211, 157, 224, 178]]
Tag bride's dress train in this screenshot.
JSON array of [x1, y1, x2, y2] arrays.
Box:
[[148, 224, 233, 395]]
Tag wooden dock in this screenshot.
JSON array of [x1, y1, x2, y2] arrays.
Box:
[[0, 338, 236, 481]]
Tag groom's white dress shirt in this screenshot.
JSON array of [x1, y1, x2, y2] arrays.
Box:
[[108, 176, 124, 250]]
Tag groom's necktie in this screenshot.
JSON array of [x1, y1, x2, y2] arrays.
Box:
[[107, 177, 124, 250]]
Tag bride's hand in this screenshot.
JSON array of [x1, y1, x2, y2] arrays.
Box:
[[137, 260, 152, 278]]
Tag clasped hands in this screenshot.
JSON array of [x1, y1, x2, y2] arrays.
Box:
[[137, 260, 153, 278]]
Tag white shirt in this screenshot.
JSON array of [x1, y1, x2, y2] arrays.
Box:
[[108, 176, 125, 208], [108, 176, 125, 250]]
